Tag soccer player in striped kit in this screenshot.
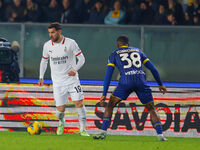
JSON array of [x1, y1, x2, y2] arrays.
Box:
[[38, 22, 89, 136], [93, 36, 167, 141]]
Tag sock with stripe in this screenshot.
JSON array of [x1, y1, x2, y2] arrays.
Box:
[[153, 121, 163, 135], [101, 117, 111, 131]]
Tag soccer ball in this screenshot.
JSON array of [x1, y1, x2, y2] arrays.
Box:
[[27, 121, 42, 135]]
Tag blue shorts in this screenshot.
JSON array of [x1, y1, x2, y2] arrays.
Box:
[[112, 83, 153, 104]]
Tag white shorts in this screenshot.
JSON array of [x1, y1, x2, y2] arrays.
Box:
[[53, 81, 84, 106]]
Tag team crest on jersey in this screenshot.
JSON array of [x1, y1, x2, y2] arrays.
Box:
[[64, 47, 67, 52]]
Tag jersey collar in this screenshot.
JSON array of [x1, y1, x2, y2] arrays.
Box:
[[120, 45, 128, 48], [52, 36, 65, 45]]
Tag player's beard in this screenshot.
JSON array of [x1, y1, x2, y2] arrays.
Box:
[[51, 34, 60, 43]]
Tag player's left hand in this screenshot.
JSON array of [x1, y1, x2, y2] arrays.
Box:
[[68, 69, 76, 76], [100, 96, 106, 106], [159, 85, 167, 94]]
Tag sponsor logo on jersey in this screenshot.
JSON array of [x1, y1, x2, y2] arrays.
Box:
[[125, 70, 145, 75], [51, 56, 68, 65]]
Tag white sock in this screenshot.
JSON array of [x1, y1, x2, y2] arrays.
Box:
[[56, 110, 65, 124], [77, 106, 86, 132]]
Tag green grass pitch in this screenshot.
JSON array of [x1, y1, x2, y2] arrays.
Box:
[[0, 132, 199, 150]]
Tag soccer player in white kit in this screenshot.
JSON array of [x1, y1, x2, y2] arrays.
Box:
[[38, 22, 89, 136]]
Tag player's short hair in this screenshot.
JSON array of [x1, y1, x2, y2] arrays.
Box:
[[48, 22, 61, 31], [117, 36, 129, 45]]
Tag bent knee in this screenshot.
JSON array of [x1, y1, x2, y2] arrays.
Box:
[[74, 99, 84, 108], [56, 105, 66, 112], [107, 95, 122, 108], [145, 102, 155, 111]]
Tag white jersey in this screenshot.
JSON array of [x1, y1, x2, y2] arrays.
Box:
[[42, 37, 82, 86]]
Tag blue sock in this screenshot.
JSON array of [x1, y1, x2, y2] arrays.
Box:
[[101, 117, 111, 131], [153, 121, 163, 135]]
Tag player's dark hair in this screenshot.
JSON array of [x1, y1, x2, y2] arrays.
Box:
[[48, 22, 61, 31], [117, 36, 129, 45]]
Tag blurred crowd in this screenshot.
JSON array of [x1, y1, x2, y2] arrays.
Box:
[[0, 0, 200, 25]]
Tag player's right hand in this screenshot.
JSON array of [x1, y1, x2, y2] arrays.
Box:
[[100, 96, 106, 106], [38, 78, 44, 86], [159, 85, 167, 94]]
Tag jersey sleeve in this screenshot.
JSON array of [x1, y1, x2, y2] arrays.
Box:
[[107, 52, 116, 67], [71, 40, 82, 56], [42, 43, 49, 59], [141, 51, 149, 65]]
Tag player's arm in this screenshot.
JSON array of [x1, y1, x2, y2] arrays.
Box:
[[38, 44, 49, 86], [68, 40, 85, 76], [143, 59, 167, 94], [68, 52, 85, 76], [100, 63, 115, 105], [74, 52, 85, 71], [38, 58, 48, 86]]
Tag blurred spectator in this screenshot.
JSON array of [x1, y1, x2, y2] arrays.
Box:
[[166, 0, 184, 25], [100, 0, 112, 13], [24, 0, 41, 22], [75, 0, 94, 23], [186, 0, 200, 17], [4, 0, 12, 5], [137, 1, 155, 25], [125, 0, 140, 24], [193, 14, 200, 25], [166, 11, 177, 25], [104, 0, 126, 24], [0, 0, 6, 21], [34, 0, 49, 6], [41, 0, 61, 22], [88, 0, 106, 24], [5, 0, 26, 22], [155, 4, 168, 25], [178, 0, 189, 12], [184, 11, 193, 25], [145, 0, 158, 13], [61, 0, 79, 23]]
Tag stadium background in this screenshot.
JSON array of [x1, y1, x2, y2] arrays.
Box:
[[0, 23, 200, 82], [0, 23, 200, 138]]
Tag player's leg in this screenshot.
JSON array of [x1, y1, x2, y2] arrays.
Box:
[[69, 82, 89, 136], [145, 102, 167, 141], [56, 105, 65, 124], [136, 85, 167, 141], [93, 84, 130, 139], [93, 95, 122, 139], [104, 95, 122, 130], [56, 105, 66, 135], [53, 86, 67, 135], [102, 95, 122, 130], [73, 99, 89, 136]]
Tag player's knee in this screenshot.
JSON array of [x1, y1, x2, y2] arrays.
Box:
[[74, 99, 83, 108], [107, 101, 115, 108], [145, 102, 155, 111], [56, 105, 65, 112], [107, 95, 121, 108]]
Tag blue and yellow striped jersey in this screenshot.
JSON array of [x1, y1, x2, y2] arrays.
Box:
[[107, 46, 149, 84]]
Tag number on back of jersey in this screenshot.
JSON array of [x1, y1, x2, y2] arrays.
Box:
[[119, 52, 141, 68]]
